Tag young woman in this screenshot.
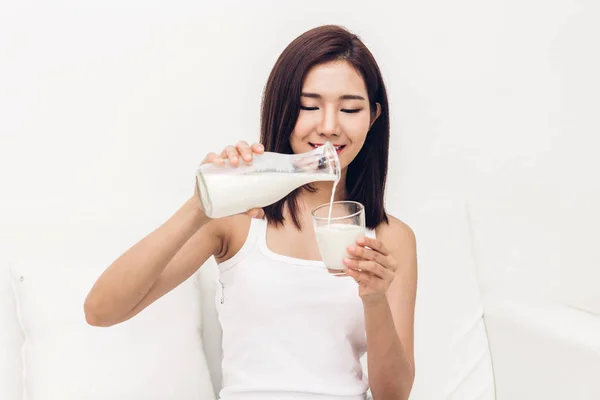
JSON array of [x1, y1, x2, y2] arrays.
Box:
[[85, 25, 417, 400]]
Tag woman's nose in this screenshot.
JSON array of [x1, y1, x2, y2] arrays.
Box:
[[318, 108, 340, 137]]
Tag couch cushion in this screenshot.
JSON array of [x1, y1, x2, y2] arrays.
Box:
[[0, 263, 24, 400], [9, 259, 215, 400], [399, 195, 495, 399], [485, 296, 600, 399]]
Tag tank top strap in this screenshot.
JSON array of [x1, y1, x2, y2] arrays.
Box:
[[251, 217, 268, 245], [251, 216, 268, 231], [249, 216, 267, 237]]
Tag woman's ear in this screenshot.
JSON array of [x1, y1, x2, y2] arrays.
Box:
[[370, 102, 382, 128]]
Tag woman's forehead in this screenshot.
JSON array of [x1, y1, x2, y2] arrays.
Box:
[[302, 61, 368, 98]]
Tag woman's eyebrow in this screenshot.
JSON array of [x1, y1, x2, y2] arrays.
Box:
[[301, 92, 366, 101]]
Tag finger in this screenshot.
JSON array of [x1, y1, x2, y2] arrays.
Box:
[[331, 270, 348, 277], [251, 142, 265, 154], [347, 244, 386, 266], [356, 236, 390, 256], [202, 152, 224, 165], [343, 258, 393, 281], [345, 268, 373, 286], [245, 209, 257, 218], [223, 146, 240, 166], [236, 141, 253, 162], [245, 208, 264, 218]]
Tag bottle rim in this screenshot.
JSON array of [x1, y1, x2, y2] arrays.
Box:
[[321, 141, 341, 181]]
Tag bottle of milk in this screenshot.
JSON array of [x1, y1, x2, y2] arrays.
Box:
[[196, 141, 340, 218]]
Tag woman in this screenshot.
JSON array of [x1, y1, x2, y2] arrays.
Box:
[[85, 25, 417, 400]]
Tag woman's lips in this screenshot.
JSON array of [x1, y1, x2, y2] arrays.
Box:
[[310, 142, 346, 154]]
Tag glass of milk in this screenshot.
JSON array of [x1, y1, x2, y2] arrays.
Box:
[[312, 201, 366, 275]]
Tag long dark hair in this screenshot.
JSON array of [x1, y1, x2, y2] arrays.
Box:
[[260, 25, 390, 230]]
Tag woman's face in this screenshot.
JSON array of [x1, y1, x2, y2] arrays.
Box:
[[290, 60, 380, 169]]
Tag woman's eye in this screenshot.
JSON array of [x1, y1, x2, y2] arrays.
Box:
[[300, 106, 319, 111], [341, 108, 362, 114]]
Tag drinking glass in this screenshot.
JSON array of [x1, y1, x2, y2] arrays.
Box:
[[312, 201, 366, 275]]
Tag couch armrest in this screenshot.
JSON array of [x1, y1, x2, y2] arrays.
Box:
[[484, 297, 600, 400]]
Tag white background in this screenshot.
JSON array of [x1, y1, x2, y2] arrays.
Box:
[[1, 0, 599, 310]]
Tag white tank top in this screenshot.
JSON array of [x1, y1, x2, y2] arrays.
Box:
[[215, 217, 375, 400]]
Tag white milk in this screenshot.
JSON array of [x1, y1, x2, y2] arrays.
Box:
[[327, 179, 338, 224], [315, 223, 366, 271], [199, 172, 337, 218]]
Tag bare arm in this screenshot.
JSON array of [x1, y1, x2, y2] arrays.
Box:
[[85, 140, 264, 327], [366, 219, 417, 400], [344, 216, 417, 399], [84, 196, 222, 327]]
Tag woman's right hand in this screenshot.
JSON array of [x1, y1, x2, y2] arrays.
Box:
[[201, 140, 265, 167], [196, 141, 266, 218]]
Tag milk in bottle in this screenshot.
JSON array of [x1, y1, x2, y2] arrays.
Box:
[[196, 141, 340, 218]]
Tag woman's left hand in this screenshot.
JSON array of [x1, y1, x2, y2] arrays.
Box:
[[343, 236, 398, 304]]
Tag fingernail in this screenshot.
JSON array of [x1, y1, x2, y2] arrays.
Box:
[[356, 237, 365, 245], [347, 246, 355, 253]]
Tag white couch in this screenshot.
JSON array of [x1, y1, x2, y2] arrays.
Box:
[[2, 195, 600, 400]]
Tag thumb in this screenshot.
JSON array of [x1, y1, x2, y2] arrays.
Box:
[[246, 208, 264, 218]]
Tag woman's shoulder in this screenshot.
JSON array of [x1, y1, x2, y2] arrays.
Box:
[[375, 213, 416, 247], [373, 214, 417, 276]]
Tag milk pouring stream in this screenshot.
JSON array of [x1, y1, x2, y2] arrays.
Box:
[[196, 142, 340, 219]]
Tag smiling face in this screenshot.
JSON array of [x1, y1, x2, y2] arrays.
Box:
[[290, 60, 380, 170]]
